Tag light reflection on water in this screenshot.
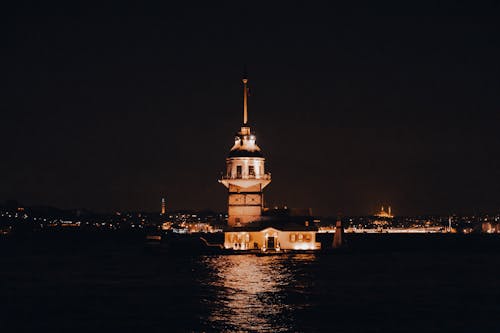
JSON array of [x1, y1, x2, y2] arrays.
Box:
[[199, 254, 316, 332]]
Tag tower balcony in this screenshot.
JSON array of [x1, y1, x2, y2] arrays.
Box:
[[220, 173, 271, 181], [219, 173, 271, 189]]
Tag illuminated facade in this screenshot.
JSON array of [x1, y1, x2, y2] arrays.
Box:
[[219, 77, 271, 227], [224, 227, 321, 251]]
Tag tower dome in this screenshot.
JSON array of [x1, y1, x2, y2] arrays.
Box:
[[228, 126, 264, 158]]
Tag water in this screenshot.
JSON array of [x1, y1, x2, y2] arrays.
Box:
[[1, 232, 499, 332]]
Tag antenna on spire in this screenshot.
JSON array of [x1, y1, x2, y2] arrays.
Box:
[[242, 66, 248, 125]]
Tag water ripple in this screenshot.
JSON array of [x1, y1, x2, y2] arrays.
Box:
[[197, 254, 316, 332]]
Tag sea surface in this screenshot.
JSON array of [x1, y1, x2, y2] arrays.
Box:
[[1, 232, 499, 332]]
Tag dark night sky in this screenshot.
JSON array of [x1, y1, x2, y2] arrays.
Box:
[[2, 1, 500, 216]]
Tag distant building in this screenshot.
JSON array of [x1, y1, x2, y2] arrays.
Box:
[[375, 205, 394, 218], [481, 222, 499, 233]]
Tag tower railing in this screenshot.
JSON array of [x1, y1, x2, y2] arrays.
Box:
[[220, 173, 271, 180]]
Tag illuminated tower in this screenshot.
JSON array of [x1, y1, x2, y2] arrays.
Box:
[[219, 76, 271, 227], [161, 197, 166, 215]]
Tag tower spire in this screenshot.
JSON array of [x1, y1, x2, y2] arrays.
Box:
[[242, 75, 248, 125]]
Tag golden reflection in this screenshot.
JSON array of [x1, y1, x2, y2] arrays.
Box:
[[201, 254, 315, 332]]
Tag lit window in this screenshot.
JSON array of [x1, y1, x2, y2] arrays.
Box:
[[298, 234, 303, 242], [290, 234, 296, 242], [249, 165, 255, 177]]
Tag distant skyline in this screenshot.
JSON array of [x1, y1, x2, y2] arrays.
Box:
[[2, 2, 499, 216]]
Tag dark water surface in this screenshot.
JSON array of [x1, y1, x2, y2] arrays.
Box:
[[1, 232, 499, 332]]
